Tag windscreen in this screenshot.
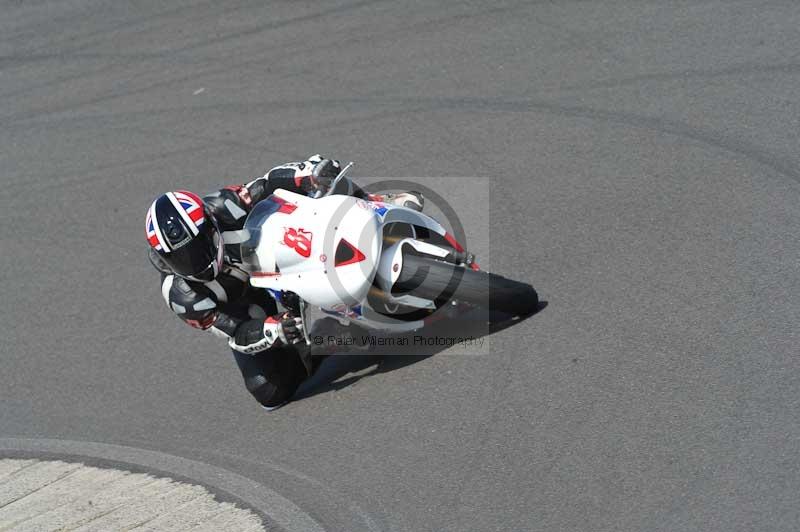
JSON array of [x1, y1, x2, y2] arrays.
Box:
[[239, 195, 286, 273]]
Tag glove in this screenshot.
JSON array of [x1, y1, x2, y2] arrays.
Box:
[[266, 313, 305, 345], [229, 313, 305, 354], [307, 158, 341, 194]]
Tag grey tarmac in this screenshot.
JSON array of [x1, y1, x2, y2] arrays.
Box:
[[1, 1, 799, 531]]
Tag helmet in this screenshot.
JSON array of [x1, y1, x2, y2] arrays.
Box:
[[145, 190, 222, 282]]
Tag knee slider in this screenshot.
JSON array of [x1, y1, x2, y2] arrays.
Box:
[[244, 374, 277, 406]]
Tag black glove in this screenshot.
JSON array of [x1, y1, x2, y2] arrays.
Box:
[[309, 159, 340, 193], [272, 313, 305, 344], [229, 314, 305, 354]]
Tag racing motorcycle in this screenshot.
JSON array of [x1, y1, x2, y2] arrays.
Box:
[[238, 164, 538, 350]]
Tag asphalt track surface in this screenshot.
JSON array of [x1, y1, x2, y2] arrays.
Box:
[[2, 1, 799, 531]]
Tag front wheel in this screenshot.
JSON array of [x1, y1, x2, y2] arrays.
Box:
[[393, 254, 538, 317]]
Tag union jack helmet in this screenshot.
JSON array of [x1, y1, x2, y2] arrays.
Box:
[[145, 190, 222, 282]]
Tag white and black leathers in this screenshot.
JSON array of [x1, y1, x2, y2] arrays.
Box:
[[149, 156, 347, 352]]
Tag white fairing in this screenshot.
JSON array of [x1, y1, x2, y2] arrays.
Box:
[[249, 190, 381, 307], [245, 189, 456, 332]]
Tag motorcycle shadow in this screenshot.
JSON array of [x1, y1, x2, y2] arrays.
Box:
[[293, 301, 547, 402]]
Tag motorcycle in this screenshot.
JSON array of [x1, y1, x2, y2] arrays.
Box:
[[238, 165, 538, 357]]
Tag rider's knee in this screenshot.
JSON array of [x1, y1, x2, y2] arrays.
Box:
[[244, 374, 280, 407], [244, 372, 299, 409]]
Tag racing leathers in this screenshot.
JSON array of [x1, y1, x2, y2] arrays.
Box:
[[149, 155, 374, 408]]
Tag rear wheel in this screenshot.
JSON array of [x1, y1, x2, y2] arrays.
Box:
[[394, 254, 538, 316]]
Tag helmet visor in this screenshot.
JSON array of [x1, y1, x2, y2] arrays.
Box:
[[163, 221, 220, 278]]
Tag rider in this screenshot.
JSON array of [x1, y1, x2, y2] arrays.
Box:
[[146, 155, 423, 411]]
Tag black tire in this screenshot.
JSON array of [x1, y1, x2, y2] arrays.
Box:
[[394, 254, 538, 316]]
